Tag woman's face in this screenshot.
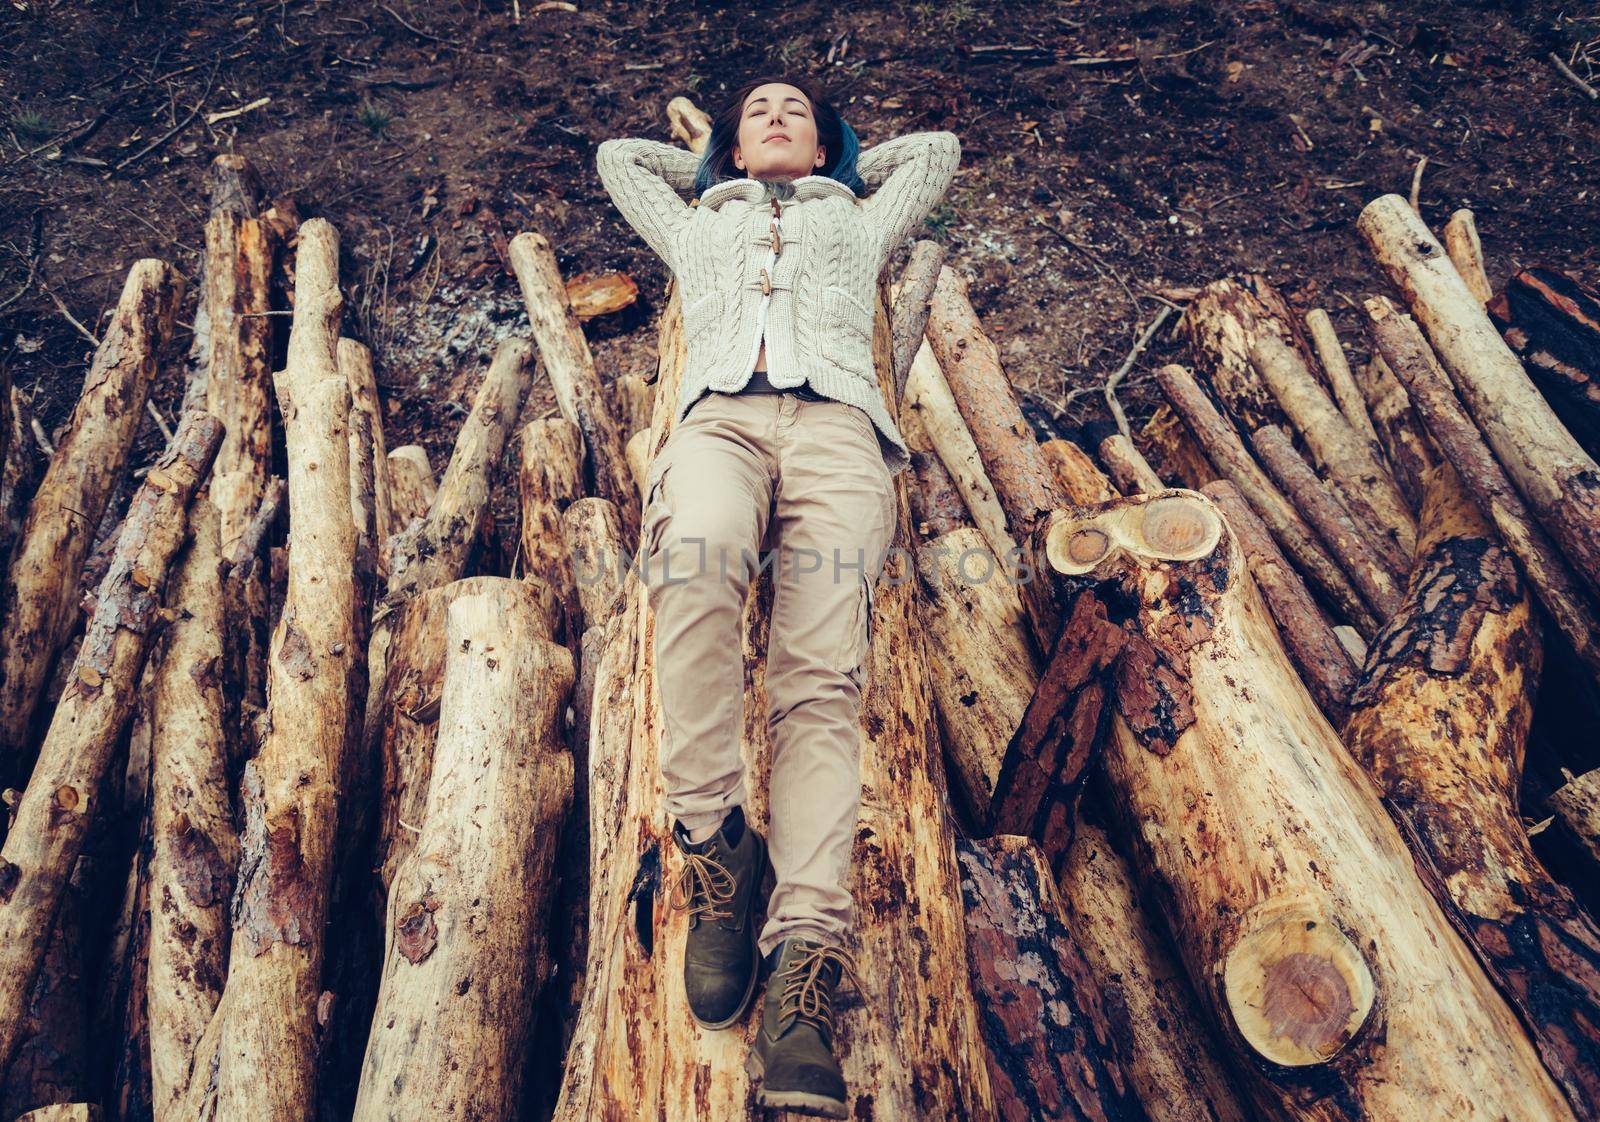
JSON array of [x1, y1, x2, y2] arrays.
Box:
[[733, 82, 826, 181]]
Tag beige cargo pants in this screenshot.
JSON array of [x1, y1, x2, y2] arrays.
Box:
[[639, 389, 898, 957]]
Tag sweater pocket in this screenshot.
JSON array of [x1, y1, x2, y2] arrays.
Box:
[[819, 287, 875, 378]]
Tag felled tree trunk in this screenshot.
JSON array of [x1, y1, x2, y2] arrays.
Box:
[[206, 219, 358, 1121], [1342, 458, 1600, 1118], [1304, 308, 1381, 453], [353, 583, 574, 1121], [1135, 404, 1215, 491], [1155, 363, 1377, 635], [0, 386, 37, 576], [1248, 424, 1405, 617], [519, 416, 585, 646], [0, 259, 182, 772], [903, 337, 1025, 585], [373, 575, 560, 893], [1444, 208, 1494, 305], [195, 155, 276, 551], [1365, 296, 1600, 685], [1549, 769, 1600, 880], [553, 287, 996, 1121], [1182, 275, 1316, 434], [915, 525, 1037, 828], [15, 1105, 99, 1122], [1200, 480, 1355, 724], [1354, 355, 1432, 515], [147, 500, 237, 1122], [956, 836, 1145, 1122], [1249, 332, 1416, 562], [1051, 486, 1574, 1120], [339, 339, 394, 561], [509, 232, 639, 549], [386, 446, 436, 532], [1490, 267, 1600, 460], [1360, 193, 1600, 601], [926, 266, 1065, 644], [0, 412, 222, 1078], [1060, 824, 1251, 1122]]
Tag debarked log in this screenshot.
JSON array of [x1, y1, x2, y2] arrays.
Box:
[[0, 412, 222, 1079], [352, 584, 574, 1121], [1343, 457, 1600, 1118], [1046, 486, 1574, 1121]]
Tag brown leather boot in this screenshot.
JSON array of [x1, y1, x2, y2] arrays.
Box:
[[745, 937, 859, 1118], [669, 806, 768, 1029]]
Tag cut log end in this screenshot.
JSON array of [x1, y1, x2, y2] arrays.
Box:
[[1223, 914, 1376, 1067], [1044, 491, 1222, 576]]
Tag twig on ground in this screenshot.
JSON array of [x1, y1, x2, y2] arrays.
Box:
[[1549, 52, 1599, 99], [1105, 305, 1174, 440]]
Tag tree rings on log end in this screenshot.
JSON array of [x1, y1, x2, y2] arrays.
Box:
[[1223, 913, 1376, 1067], [1045, 491, 1222, 575]]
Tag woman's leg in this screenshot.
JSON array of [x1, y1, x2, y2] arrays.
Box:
[[759, 398, 897, 958], [642, 392, 780, 833]]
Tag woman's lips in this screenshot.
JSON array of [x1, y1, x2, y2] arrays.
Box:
[[763, 133, 791, 144]]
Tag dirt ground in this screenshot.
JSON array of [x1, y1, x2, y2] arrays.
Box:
[[4, 0, 1598, 467]]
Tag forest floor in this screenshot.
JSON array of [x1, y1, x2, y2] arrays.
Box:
[[3, 0, 1597, 475]]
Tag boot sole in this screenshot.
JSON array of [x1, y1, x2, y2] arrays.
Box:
[[744, 1047, 847, 1119], [687, 834, 767, 1031]]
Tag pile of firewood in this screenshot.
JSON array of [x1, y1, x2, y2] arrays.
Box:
[[0, 92, 1597, 1122]]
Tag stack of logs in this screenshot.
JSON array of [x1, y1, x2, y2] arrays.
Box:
[[0, 95, 1596, 1122]]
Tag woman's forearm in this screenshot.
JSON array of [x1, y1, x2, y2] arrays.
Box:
[[855, 131, 961, 193], [597, 136, 702, 200]]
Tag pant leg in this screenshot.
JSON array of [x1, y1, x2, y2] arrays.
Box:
[[759, 397, 897, 956], [642, 392, 778, 833]]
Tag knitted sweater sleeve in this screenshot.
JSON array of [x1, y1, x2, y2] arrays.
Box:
[[856, 131, 961, 257], [595, 137, 703, 270]]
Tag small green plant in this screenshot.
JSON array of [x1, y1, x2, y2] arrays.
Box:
[[13, 110, 55, 144], [356, 97, 393, 136], [922, 203, 957, 240]]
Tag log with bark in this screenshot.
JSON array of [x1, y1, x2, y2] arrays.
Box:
[[202, 218, 359, 1121], [0, 411, 222, 1079], [1059, 823, 1251, 1122], [1304, 308, 1382, 455], [1342, 457, 1600, 1118], [925, 265, 1068, 646], [1248, 424, 1406, 617], [1365, 296, 1600, 685], [1047, 485, 1575, 1120], [552, 284, 997, 1121], [194, 155, 276, 552], [1155, 363, 1378, 635], [518, 416, 585, 646], [1249, 332, 1417, 562], [0, 259, 183, 775], [1200, 480, 1356, 724], [372, 575, 560, 894], [1182, 275, 1317, 434], [353, 583, 574, 1121], [903, 336, 1026, 585], [509, 231, 639, 548], [1133, 403, 1214, 491], [1354, 354, 1433, 514], [1549, 769, 1600, 882], [956, 835, 1146, 1122], [1360, 193, 1600, 602], [386, 445, 436, 532], [1489, 266, 1600, 460], [146, 499, 237, 1122], [1444, 208, 1494, 306]]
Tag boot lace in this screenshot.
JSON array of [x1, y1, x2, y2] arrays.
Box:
[[669, 850, 737, 922], [779, 943, 861, 1044]]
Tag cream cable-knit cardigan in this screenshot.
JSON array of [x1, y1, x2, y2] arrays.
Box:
[[596, 130, 961, 475]]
